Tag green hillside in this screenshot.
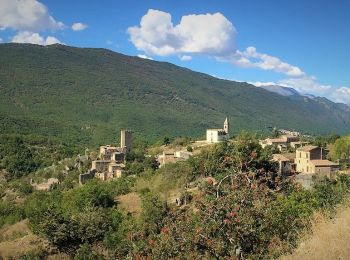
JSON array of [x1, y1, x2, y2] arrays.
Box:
[[0, 43, 349, 147]]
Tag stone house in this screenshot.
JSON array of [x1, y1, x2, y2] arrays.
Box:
[[290, 141, 310, 149], [295, 145, 339, 178], [273, 153, 295, 175], [80, 130, 132, 184], [260, 135, 300, 151]]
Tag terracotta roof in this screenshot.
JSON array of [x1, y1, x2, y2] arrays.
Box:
[[310, 160, 338, 166], [273, 153, 295, 161], [283, 153, 296, 160], [273, 154, 289, 161], [296, 145, 319, 152], [269, 138, 288, 143]]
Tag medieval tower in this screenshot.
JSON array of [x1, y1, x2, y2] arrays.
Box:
[[224, 117, 229, 134], [120, 130, 133, 152]]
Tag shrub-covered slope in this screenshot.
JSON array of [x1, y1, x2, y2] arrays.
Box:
[[0, 43, 350, 146]]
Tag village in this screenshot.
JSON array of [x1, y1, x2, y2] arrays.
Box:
[[75, 117, 341, 190]]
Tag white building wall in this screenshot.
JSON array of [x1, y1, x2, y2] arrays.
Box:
[[206, 130, 227, 143]]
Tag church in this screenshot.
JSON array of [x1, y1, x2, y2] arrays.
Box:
[[206, 118, 230, 143]]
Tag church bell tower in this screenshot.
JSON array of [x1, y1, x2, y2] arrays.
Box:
[[224, 117, 229, 134]]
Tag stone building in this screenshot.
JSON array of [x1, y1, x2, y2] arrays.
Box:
[[99, 145, 121, 160], [121, 130, 133, 152], [80, 130, 132, 184], [295, 145, 339, 178], [260, 135, 300, 150], [273, 153, 295, 175], [206, 118, 230, 143]]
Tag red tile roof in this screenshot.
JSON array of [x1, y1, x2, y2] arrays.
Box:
[[310, 160, 338, 166]]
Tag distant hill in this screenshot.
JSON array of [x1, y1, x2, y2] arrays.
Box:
[[255, 84, 301, 97], [0, 43, 350, 147]]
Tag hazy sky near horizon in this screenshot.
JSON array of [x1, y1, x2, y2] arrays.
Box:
[[1, 0, 350, 104]]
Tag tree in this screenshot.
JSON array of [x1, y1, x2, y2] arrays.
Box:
[[74, 244, 103, 260], [38, 205, 73, 248], [330, 135, 350, 160], [71, 206, 114, 244], [163, 137, 170, 146], [139, 190, 168, 234]]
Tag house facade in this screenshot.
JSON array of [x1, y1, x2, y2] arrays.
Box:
[[295, 145, 339, 178]]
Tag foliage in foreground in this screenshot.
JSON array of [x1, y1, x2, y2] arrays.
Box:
[[2, 133, 350, 259]]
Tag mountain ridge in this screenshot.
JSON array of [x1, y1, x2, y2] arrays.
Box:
[[0, 43, 349, 146]]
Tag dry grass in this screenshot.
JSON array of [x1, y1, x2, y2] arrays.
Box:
[[116, 192, 142, 217], [47, 252, 71, 259], [0, 234, 44, 258], [282, 204, 350, 260], [0, 219, 52, 259], [0, 219, 31, 242]]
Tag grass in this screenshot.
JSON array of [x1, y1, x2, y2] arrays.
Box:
[[0, 219, 30, 242], [116, 192, 142, 217], [282, 200, 350, 260], [0, 219, 48, 259]]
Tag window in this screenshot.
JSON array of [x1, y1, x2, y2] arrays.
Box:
[[299, 152, 301, 158]]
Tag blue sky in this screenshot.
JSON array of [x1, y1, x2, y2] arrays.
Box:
[[1, 0, 350, 104]]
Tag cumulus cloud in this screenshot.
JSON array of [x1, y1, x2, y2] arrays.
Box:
[[253, 77, 350, 105], [0, 0, 64, 31], [128, 9, 305, 78], [72, 22, 87, 31], [331, 87, 350, 104], [249, 81, 279, 87], [233, 47, 305, 77], [128, 9, 350, 105], [180, 55, 192, 61], [137, 54, 153, 60], [279, 77, 331, 94], [11, 31, 61, 45], [128, 9, 236, 57]]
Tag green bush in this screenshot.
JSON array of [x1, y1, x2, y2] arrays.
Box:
[[0, 201, 25, 228]]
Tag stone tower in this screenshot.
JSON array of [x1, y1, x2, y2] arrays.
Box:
[[224, 117, 229, 134], [120, 130, 132, 153]]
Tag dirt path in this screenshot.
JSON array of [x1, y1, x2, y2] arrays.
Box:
[[282, 206, 350, 260]]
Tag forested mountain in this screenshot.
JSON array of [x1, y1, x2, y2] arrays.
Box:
[[0, 43, 349, 146]]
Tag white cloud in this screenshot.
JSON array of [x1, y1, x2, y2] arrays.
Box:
[[11, 31, 61, 45], [128, 9, 236, 57], [279, 77, 331, 94], [72, 22, 87, 31], [254, 77, 350, 105], [249, 81, 279, 87], [231, 47, 305, 77], [331, 87, 350, 104], [129, 10, 350, 105], [137, 54, 153, 60], [0, 38, 3, 43], [0, 0, 64, 31], [128, 10, 304, 78], [180, 55, 192, 61]]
